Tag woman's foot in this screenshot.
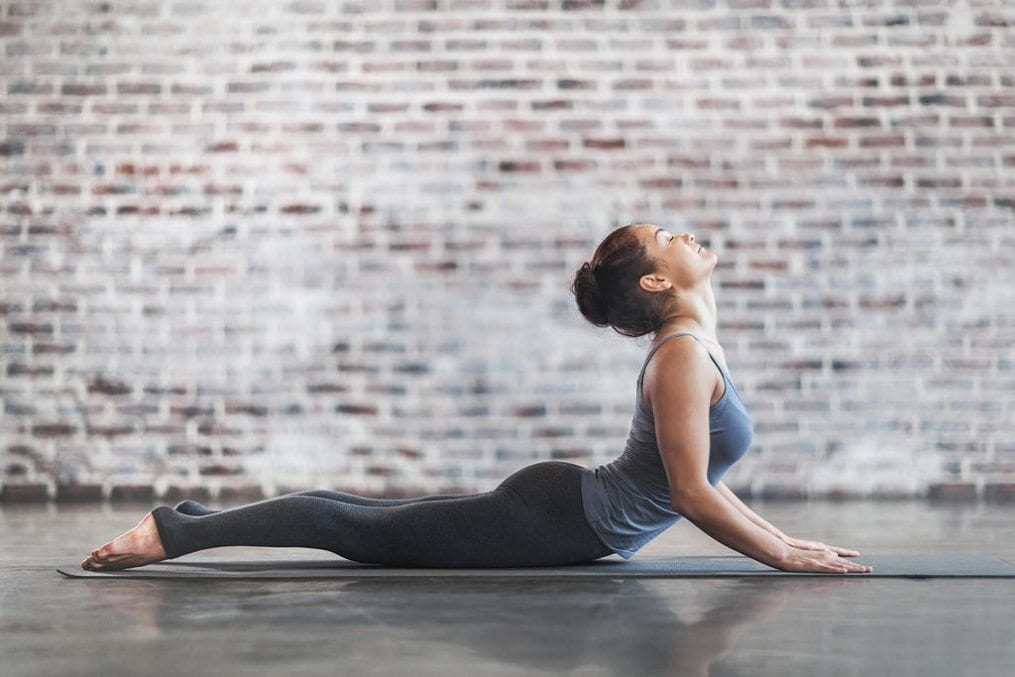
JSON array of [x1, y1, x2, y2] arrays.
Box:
[[81, 510, 168, 571]]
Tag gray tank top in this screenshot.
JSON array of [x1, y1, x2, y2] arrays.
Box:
[[581, 332, 755, 559]]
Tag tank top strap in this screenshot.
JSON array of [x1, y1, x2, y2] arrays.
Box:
[[637, 332, 727, 389]]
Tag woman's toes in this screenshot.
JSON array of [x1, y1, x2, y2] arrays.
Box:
[[99, 553, 130, 562], [83, 511, 169, 571]]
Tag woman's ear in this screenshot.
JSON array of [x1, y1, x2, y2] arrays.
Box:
[[639, 274, 672, 294]]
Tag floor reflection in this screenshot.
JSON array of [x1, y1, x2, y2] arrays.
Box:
[[77, 574, 856, 674]]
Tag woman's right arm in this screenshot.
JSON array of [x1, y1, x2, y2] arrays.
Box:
[[673, 483, 789, 568], [674, 485, 870, 573], [646, 337, 870, 574]]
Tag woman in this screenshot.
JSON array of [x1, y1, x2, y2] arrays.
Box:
[[82, 223, 871, 574]]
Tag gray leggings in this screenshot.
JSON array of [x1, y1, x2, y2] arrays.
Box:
[[149, 461, 614, 568]]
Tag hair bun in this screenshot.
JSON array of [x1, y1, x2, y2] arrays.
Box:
[[571, 261, 610, 327]]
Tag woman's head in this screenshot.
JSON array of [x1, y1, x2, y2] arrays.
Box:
[[571, 223, 716, 337]]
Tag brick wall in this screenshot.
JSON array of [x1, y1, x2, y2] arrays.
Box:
[[1, 0, 1012, 503]]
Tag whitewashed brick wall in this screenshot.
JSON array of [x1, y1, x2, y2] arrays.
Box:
[[1, 0, 1012, 502]]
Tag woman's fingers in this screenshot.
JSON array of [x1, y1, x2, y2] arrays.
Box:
[[807, 540, 860, 557], [837, 558, 872, 573], [827, 545, 860, 557], [792, 538, 860, 557], [815, 551, 872, 574], [821, 560, 852, 574], [780, 544, 873, 573]]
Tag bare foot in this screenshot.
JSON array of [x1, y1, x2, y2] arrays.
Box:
[[81, 511, 168, 571]]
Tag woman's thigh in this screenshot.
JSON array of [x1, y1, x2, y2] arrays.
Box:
[[370, 461, 611, 568]]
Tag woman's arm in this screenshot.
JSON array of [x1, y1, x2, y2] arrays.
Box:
[[716, 480, 863, 558], [715, 481, 787, 540]]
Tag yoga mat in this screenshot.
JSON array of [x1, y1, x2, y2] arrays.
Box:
[[58, 554, 1015, 580]]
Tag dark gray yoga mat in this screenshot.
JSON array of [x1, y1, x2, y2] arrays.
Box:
[[58, 554, 1015, 580]]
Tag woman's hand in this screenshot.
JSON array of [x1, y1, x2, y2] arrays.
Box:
[[776, 544, 873, 574], [780, 534, 861, 558]]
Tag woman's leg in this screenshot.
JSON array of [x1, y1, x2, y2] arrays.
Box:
[[151, 461, 611, 568], [174, 490, 480, 516]]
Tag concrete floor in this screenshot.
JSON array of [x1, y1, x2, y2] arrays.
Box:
[[2, 500, 1013, 676]]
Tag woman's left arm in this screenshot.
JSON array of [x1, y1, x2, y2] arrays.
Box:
[[715, 481, 786, 540], [715, 481, 861, 557]]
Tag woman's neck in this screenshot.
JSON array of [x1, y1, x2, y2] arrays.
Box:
[[652, 284, 719, 347]]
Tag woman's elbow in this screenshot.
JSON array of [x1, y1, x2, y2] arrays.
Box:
[[671, 483, 714, 514]]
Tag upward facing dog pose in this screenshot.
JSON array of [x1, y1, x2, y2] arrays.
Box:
[[83, 223, 871, 574]]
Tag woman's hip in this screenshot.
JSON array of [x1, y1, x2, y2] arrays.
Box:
[[496, 460, 609, 556]]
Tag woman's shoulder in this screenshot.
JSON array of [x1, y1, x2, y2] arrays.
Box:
[[640, 335, 721, 410]]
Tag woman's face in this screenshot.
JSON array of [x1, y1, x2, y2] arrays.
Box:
[[637, 224, 716, 289]]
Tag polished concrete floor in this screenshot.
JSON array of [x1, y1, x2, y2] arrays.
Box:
[[2, 499, 1013, 676]]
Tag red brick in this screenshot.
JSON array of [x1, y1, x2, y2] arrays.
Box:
[[163, 486, 213, 504], [1, 483, 50, 502], [219, 485, 265, 502], [110, 485, 156, 502], [55, 483, 104, 503], [984, 484, 1015, 502], [928, 483, 978, 501], [32, 423, 76, 437]]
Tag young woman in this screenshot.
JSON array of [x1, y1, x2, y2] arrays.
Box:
[[82, 223, 871, 574]]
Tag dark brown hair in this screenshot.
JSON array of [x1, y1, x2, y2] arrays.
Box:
[[571, 223, 676, 338]]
